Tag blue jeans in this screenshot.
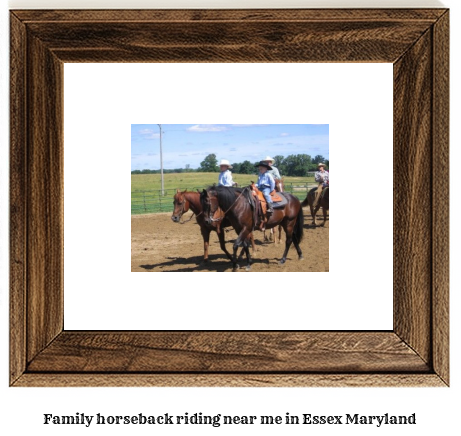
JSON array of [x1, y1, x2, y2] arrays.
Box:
[[261, 187, 272, 204]]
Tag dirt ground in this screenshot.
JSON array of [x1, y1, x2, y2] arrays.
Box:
[[131, 210, 329, 272]]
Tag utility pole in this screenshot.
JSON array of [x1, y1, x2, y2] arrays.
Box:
[[157, 124, 164, 196]]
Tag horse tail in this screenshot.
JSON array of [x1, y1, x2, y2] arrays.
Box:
[[301, 195, 309, 208], [293, 203, 304, 243], [301, 187, 316, 208]]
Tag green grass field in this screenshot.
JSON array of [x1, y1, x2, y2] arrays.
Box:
[[131, 172, 314, 191], [131, 172, 315, 214]]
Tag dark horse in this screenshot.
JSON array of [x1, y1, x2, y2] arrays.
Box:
[[201, 186, 304, 271], [301, 186, 329, 226], [171, 190, 255, 263], [265, 177, 284, 243]]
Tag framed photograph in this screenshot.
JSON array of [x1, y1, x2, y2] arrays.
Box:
[[10, 9, 449, 386]]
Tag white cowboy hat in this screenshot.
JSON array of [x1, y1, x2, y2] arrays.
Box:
[[262, 156, 275, 163], [317, 162, 326, 167], [218, 159, 233, 169]]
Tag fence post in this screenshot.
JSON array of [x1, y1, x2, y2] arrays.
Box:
[[143, 192, 146, 213]]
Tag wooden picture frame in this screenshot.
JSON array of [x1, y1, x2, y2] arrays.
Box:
[[10, 9, 449, 387]]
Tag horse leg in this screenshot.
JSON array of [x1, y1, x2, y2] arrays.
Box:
[[309, 203, 316, 226], [217, 229, 234, 261], [322, 204, 328, 227], [279, 221, 294, 265], [200, 227, 211, 264], [269, 227, 274, 242], [243, 238, 253, 271], [277, 225, 282, 244], [232, 229, 252, 272], [313, 205, 322, 226], [250, 232, 257, 253]]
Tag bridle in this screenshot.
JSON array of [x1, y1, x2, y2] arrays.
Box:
[[173, 192, 201, 224], [204, 186, 249, 223], [206, 194, 225, 224]]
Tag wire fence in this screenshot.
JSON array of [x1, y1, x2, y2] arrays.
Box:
[[131, 183, 319, 215]]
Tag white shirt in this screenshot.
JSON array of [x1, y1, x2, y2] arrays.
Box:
[[218, 170, 234, 187]]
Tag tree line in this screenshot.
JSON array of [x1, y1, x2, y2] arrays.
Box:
[[131, 153, 329, 177]]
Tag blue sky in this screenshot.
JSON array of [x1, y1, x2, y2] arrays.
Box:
[[131, 124, 329, 170]]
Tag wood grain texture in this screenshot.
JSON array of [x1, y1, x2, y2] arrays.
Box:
[[27, 332, 429, 373], [27, 20, 433, 63], [9, 13, 27, 385], [12, 9, 447, 22], [432, 11, 449, 385], [9, 9, 449, 387], [26, 34, 64, 362], [13, 374, 446, 388], [393, 29, 433, 364]]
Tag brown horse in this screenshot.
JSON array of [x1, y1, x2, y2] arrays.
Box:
[[201, 186, 304, 271], [301, 186, 329, 226], [274, 177, 284, 193], [171, 190, 255, 263], [264, 177, 284, 244]]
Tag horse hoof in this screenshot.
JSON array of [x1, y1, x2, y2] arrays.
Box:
[[298, 255, 304, 260], [279, 259, 286, 265], [246, 265, 251, 271]]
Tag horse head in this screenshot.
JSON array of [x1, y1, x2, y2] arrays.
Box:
[[275, 177, 284, 192], [200, 188, 224, 230], [171, 189, 189, 223]]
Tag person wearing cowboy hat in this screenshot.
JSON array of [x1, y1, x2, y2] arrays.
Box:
[[255, 161, 275, 214], [262, 156, 282, 183], [217, 159, 234, 187], [313, 162, 329, 208]]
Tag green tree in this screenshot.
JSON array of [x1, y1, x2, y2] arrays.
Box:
[[273, 155, 285, 175], [199, 153, 218, 172], [312, 155, 326, 164], [231, 162, 241, 174], [239, 160, 255, 174], [283, 154, 312, 176]]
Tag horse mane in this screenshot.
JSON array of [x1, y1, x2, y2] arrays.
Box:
[[206, 185, 250, 211]]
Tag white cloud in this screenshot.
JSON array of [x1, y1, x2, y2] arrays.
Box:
[[280, 132, 290, 136], [231, 124, 267, 127], [187, 124, 228, 132], [138, 128, 160, 139]]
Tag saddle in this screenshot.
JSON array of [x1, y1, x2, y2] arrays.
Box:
[[251, 184, 285, 230], [317, 186, 329, 202]]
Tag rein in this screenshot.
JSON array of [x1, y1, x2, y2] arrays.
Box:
[[175, 194, 203, 224], [179, 211, 200, 224], [209, 187, 249, 222]]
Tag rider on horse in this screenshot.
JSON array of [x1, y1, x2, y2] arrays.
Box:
[[255, 161, 275, 215], [262, 156, 282, 191], [217, 159, 234, 187], [313, 162, 329, 208]]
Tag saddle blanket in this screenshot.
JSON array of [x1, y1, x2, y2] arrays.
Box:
[[272, 192, 289, 209], [254, 189, 288, 208]]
